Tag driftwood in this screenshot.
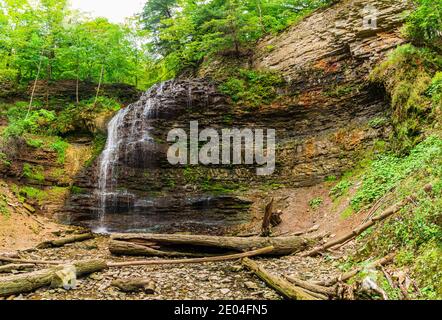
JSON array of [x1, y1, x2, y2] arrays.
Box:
[[110, 233, 308, 256], [0, 264, 35, 273], [111, 278, 156, 294], [109, 240, 216, 258], [317, 253, 396, 287], [0, 247, 272, 296], [262, 198, 274, 236], [286, 275, 336, 297], [0, 256, 62, 265], [0, 259, 107, 297], [303, 199, 409, 257], [107, 246, 274, 267], [0, 246, 273, 269], [37, 233, 94, 249], [242, 258, 319, 300]]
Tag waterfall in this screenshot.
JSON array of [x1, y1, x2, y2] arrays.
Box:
[[94, 84, 163, 233]]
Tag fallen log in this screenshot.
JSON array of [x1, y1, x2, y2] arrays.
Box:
[[303, 199, 409, 257], [0, 256, 63, 265], [317, 253, 396, 287], [286, 275, 336, 297], [107, 246, 274, 267], [0, 264, 35, 273], [37, 233, 94, 249], [0, 259, 107, 297], [111, 233, 308, 256], [0, 246, 273, 269], [109, 240, 217, 258], [111, 278, 156, 294], [242, 258, 319, 300]]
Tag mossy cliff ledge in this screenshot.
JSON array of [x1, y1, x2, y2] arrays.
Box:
[[63, 0, 412, 233]]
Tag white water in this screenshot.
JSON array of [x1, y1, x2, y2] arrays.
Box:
[[95, 84, 163, 232]]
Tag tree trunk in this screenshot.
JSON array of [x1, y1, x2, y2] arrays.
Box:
[[26, 57, 43, 119], [261, 198, 274, 236], [93, 65, 104, 108], [108, 246, 273, 267], [242, 258, 319, 300], [0, 259, 107, 297], [0, 264, 34, 274], [37, 233, 94, 249], [110, 233, 308, 256]]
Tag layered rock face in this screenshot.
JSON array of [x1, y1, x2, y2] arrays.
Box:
[[63, 0, 411, 233]]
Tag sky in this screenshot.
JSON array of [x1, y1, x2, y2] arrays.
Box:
[[70, 0, 146, 23]]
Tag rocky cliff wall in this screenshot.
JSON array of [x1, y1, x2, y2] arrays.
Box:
[[62, 0, 412, 233]]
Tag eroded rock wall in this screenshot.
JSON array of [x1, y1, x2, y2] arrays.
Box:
[[63, 0, 411, 232]]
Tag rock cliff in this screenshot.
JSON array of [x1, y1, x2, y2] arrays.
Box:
[[62, 0, 412, 233]]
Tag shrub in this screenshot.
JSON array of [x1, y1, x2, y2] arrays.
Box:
[[403, 0, 442, 50], [219, 69, 285, 107], [370, 44, 442, 153], [22, 163, 45, 183], [50, 139, 69, 164], [19, 186, 47, 203]]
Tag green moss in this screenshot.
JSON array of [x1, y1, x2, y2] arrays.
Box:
[[340, 206, 354, 219], [22, 164, 45, 183], [85, 133, 106, 167], [19, 186, 47, 204], [219, 69, 286, 108], [26, 138, 44, 148], [70, 186, 85, 195], [368, 117, 389, 129], [370, 44, 442, 153]]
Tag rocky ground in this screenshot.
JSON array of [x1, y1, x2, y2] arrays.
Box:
[[0, 235, 347, 300]]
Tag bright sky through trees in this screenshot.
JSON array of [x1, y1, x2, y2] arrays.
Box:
[[70, 0, 145, 23]]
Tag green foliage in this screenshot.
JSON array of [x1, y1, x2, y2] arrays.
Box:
[[19, 186, 47, 203], [26, 138, 44, 148], [70, 185, 85, 195], [414, 240, 442, 299], [141, 0, 332, 82], [403, 0, 442, 51], [370, 44, 442, 153], [219, 69, 285, 107], [351, 136, 442, 210], [325, 175, 337, 182], [22, 163, 45, 183], [0, 152, 11, 167], [0, 194, 9, 217], [309, 197, 323, 210], [3, 107, 57, 138], [50, 138, 69, 164], [368, 117, 388, 129], [85, 133, 107, 167], [330, 180, 352, 199], [0, 0, 151, 90]]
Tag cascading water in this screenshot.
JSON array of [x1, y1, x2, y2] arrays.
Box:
[[94, 84, 163, 232], [62, 79, 251, 234]]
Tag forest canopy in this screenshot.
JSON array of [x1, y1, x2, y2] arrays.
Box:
[[0, 0, 149, 88]]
